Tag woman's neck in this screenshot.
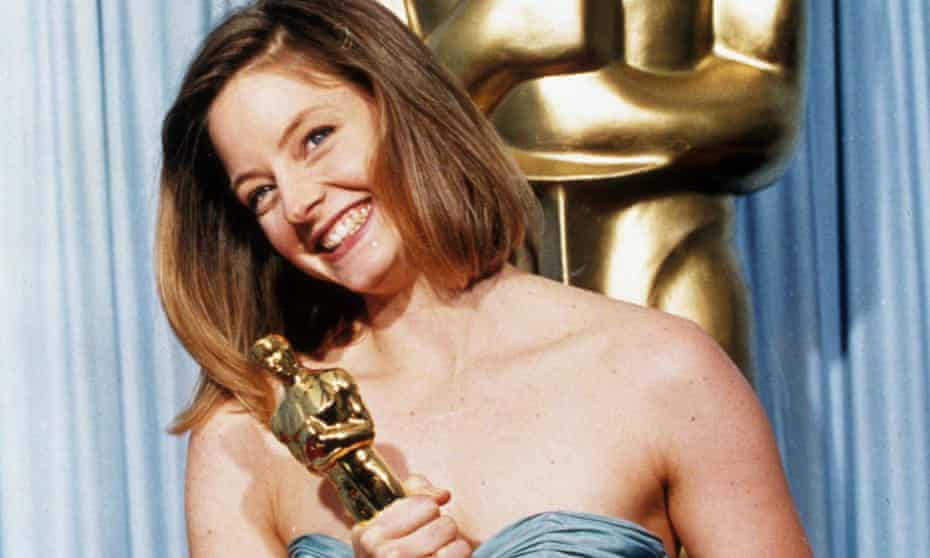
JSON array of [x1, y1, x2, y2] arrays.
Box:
[[357, 266, 516, 380]]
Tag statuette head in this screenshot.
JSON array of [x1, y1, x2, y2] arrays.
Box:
[[250, 334, 303, 379]]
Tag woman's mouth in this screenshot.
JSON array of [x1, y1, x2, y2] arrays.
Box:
[[319, 201, 372, 253]]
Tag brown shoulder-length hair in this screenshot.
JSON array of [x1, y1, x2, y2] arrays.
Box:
[[158, 0, 538, 433]]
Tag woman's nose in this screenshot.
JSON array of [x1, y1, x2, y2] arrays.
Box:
[[279, 178, 324, 224]]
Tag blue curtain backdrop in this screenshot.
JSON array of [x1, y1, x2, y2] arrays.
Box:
[[1, 1, 927, 557]]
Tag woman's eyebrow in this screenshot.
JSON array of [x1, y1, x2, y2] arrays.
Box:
[[277, 106, 323, 150], [230, 106, 328, 192]]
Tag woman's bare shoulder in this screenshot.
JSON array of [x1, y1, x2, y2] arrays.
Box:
[[535, 279, 810, 554], [503, 271, 749, 407], [187, 399, 282, 475], [500, 271, 706, 353], [185, 400, 291, 556]]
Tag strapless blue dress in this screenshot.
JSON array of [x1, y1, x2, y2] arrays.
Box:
[[288, 511, 668, 557]]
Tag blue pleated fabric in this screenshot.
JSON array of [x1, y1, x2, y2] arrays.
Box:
[[288, 512, 667, 558]]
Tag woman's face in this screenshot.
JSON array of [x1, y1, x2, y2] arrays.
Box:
[[208, 67, 412, 296]]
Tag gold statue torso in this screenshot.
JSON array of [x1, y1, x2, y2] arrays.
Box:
[[252, 335, 405, 521], [272, 368, 376, 473]]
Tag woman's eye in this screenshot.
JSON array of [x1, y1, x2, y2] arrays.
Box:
[[304, 126, 333, 153], [246, 185, 275, 214]]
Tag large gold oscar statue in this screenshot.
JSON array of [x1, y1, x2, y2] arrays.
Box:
[[378, 0, 806, 376]]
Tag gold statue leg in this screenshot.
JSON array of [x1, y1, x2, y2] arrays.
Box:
[[537, 185, 752, 379], [647, 205, 752, 377], [328, 448, 407, 522]]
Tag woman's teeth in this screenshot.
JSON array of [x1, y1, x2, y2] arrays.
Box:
[[320, 203, 371, 251]]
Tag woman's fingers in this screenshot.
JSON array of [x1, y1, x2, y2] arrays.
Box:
[[356, 518, 468, 558], [402, 474, 432, 493], [355, 495, 440, 545], [351, 475, 469, 558], [436, 538, 472, 558], [404, 475, 451, 504], [388, 515, 458, 556]]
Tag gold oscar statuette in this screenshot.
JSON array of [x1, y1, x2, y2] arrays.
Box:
[[250, 334, 406, 522]]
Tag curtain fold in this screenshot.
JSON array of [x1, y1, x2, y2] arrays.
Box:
[[735, 1, 930, 557], [0, 1, 230, 556], [1, 1, 927, 557]]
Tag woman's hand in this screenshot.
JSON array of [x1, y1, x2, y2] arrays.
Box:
[[351, 475, 472, 558]]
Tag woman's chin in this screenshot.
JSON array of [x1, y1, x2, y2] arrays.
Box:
[[341, 259, 419, 301], [328, 261, 398, 297]]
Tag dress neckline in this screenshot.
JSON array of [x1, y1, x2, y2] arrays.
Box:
[[290, 511, 667, 556]]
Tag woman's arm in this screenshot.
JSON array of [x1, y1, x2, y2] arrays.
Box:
[[655, 322, 812, 558], [185, 403, 472, 558], [185, 406, 286, 557]]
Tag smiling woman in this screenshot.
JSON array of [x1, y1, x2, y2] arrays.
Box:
[[207, 69, 409, 295], [158, 0, 535, 431], [156, 1, 810, 557]]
